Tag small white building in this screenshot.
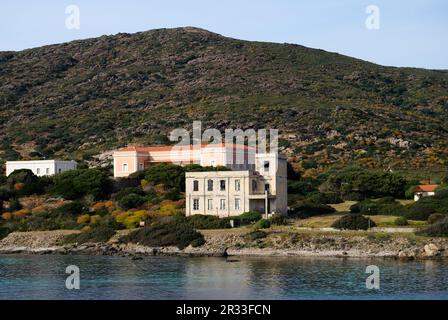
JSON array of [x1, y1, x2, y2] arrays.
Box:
[[5, 160, 77, 177], [414, 185, 438, 202], [185, 153, 288, 218]]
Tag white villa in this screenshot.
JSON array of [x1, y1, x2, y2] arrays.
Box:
[[5, 160, 77, 177], [185, 153, 288, 217], [113, 144, 288, 217]]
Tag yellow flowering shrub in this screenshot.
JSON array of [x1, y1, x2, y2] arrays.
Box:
[[82, 225, 92, 233], [77, 214, 91, 225], [158, 200, 184, 216], [115, 210, 150, 229], [14, 209, 31, 219], [31, 206, 46, 215], [90, 215, 102, 225]]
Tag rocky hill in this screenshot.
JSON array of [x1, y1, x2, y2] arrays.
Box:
[[1, 27, 447, 172]]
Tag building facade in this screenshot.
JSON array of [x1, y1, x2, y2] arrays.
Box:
[[5, 160, 77, 177], [113, 144, 255, 178], [113, 143, 288, 217], [185, 153, 288, 217]]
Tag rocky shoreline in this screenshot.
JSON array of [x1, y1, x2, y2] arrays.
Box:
[[1, 230, 448, 260]]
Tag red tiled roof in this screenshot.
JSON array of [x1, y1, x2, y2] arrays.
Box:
[[117, 143, 255, 153], [415, 185, 439, 193]]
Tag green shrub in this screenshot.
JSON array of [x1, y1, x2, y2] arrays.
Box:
[[118, 194, 146, 210], [325, 166, 407, 199], [6, 171, 53, 196], [26, 209, 79, 230], [377, 196, 396, 204], [190, 237, 206, 248], [245, 230, 267, 240], [61, 216, 121, 244], [270, 214, 288, 226], [7, 169, 38, 187], [349, 200, 379, 215], [52, 169, 112, 200], [406, 192, 448, 217], [186, 215, 231, 229], [350, 199, 406, 216], [62, 224, 116, 244], [332, 214, 376, 230], [238, 212, 263, 224], [254, 219, 271, 230], [405, 186, 417, 199], [417, 217, 448, 237], [0, 188, 12, 201], [115, 187, 145, 201], [53, 201, 84, 216], [433, 187, 448, 199], [428, 213, 445, 225], [287, 180, 317, 195], [164, 188, 181, 201], [405, 204, 436, 221], [307, 192, 343, 204], [394, 217, 409, 226], [144, 163, 186, 191], [342, 192, 365, 201], [112, 177, 141, 193], [120, 218, 205, 249], [0, 226, 9, 240], [289, 201, 336, 218]]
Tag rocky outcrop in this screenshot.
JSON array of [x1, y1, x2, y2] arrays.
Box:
[[1, 230, 448, 260], [0, 230, 80, 254]]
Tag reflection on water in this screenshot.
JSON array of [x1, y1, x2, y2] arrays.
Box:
[[0, 254, 447, 300]]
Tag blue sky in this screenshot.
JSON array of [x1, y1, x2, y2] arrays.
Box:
[[0, 0, 446, 69]]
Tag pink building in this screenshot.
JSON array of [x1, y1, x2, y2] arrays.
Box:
[[113, 144, 256, 178]]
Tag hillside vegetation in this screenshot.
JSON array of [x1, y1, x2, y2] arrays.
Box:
[[0, 27, 448, 173]]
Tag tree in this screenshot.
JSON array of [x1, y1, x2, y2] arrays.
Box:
[[52, 169, 112, 200], [118, 194, 146, 210], [145, 163, 186, 191], [323, 166, 407, 199], [5, 169, 48, 196]]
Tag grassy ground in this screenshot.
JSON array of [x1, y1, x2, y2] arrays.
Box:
[[329, 201, 356, 212], [203, 200, 429, 239], [294, 214, 427, 229]]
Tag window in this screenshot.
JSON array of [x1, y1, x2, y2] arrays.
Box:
[[36, 168, 40, 175], [193, 199, 200, 211], [139, 163, 144, 170], [193, 180, 199, 192], [220, 199, 226, 210], [265, 184, 270, 192], [207, 179, 214, 191], [46, 168, 50, 175], [252, 180, 258, 192], [123, 163, 128, 172], [235, 198, 240, 210], [58, 168, 62, 173], [207, 199, 213, 211], [220, 180, 226, 191], [235, 180, 241, 191], [264, 161, 270, 172]]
